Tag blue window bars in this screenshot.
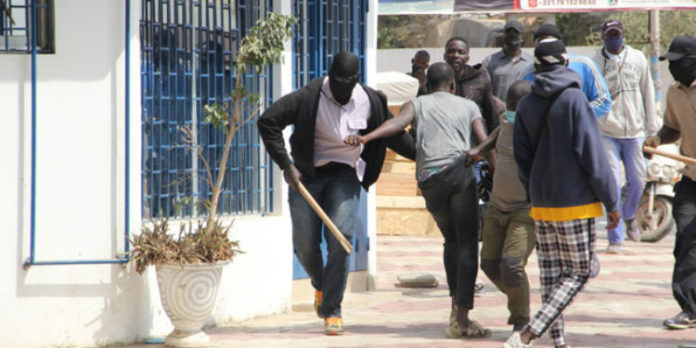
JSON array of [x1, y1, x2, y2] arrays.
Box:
[[292, 0, 367, 89], [0, 0, 53, 53], [141, 0, 274, 219]]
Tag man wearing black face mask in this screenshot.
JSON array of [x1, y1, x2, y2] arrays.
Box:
[[593, 19, 659, 253], [482, 20, 533, 102], [257, 51, 415, 336], [644, 35, 696, 330]]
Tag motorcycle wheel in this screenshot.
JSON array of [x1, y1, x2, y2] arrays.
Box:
[[635, 196, 674, 243]]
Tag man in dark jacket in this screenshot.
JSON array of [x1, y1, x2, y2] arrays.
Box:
[[505, 40, 620, 348], [257, 51, 415, 336], [444, 36, 502, 133]]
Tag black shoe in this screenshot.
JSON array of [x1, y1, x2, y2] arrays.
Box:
[[664, 312, 696, 329], [512, 323, 527, 332]]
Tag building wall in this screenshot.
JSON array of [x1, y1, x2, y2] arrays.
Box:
[[0, 1, 296, 347]]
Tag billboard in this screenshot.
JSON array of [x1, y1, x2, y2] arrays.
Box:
[[454, 0, 514, 10], [377, 0, 696, 14], [518, 0, 696, 10]]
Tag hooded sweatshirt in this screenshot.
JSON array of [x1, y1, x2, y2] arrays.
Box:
[[514, 65, 619, 221], [593, 45, 659, 138], [455, 63, 503, 133]]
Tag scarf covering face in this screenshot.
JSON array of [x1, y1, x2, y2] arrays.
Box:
[[604, 36, 623, 53], [669, 55, 696, 87], [328, 71, 358, 105]]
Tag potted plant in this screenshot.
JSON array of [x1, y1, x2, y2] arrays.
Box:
[[130, 13, 296, 348]]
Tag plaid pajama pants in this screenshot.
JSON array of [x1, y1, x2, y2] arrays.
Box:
[[527, 218, 596, 347]]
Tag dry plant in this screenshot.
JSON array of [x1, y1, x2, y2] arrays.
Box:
[[130, 13, 296, 271]]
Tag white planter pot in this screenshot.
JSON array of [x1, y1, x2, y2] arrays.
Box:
[[156, 262, 228, 347]]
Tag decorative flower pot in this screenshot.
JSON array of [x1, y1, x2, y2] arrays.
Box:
[[156, 262, 228, 347]]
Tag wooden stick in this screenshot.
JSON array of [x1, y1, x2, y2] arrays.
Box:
[[296, 182, 354, 254], [643, 146, 696, 166]]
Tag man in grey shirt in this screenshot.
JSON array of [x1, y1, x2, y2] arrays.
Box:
[[344, 62, 493, 339], [466, 80, 535, 333], [482, 20, 533, 102]]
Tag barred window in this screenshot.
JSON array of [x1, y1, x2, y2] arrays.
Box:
[[141, 0, 274, 219], [0, 0, 53, 53]]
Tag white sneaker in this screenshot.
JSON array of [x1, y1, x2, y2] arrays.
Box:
[[503, 331, 534, 348]]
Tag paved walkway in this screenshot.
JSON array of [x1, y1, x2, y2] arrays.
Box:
[[125, 229, 696, 348]]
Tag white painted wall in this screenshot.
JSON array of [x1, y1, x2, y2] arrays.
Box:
[[0, 1, 293, 347]]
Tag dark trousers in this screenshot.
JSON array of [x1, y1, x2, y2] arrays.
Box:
[[672, 176, 696, 316], [288, 163, 361, 318], [418, 158, 479, 309]]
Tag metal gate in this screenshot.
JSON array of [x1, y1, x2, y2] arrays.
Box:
[[140, 0, 274, 219], [291, 0, 369, 279]]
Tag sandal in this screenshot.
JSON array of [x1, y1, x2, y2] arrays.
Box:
[[445, 320, 491, 339]]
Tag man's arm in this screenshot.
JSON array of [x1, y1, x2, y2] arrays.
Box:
[[359, 101, 415, 143], [639, 52, 659, 136], [257, 91, 305, 190], [470, 118, 495, 169], [574, 55, 612, 118], [513, 111, 533, 191], [573, 99, 620, 215], [643, 125, 681, 159], [466, 126, 500, 166], [481, 91, 503, 133]]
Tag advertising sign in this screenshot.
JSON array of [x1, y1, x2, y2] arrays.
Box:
[[519, 0, 696, 10]]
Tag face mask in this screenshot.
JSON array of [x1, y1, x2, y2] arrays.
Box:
[[604, 36, 623, 52], [329, 72, 358, 105], [504, 37, 522, 51], [669, 56, 696, 87], [504, 110, 516, 123]]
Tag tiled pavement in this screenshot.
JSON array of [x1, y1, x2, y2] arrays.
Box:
[[122, 226, 696, 348]]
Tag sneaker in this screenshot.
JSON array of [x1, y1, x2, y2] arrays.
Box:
[[607, 244, 621, 254], [503, 331, 534, 348], [664, 312, 696, 329], [324, 316, 344, 335], [590, 253, 600, 278], [314, 290, 323, 318], [626, 219, 641, 242], [475, 278, 485, 293]]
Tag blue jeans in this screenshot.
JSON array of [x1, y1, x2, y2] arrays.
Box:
[[601, 136, 646, 245], [288, 162, 360, 318], [418, 157, 480, 309]]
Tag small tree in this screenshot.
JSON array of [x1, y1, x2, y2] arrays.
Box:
[[131, 13, 297, 271], [196, 13, 296, 232]]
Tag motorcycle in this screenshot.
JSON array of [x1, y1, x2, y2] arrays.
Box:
[[634, 144, 683, 242]]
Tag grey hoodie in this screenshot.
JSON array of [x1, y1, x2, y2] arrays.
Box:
[[593, 45, 659, 138]]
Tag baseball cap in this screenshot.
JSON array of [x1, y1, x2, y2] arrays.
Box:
[[534, 23, 562, 41], [602, 19, 623, 35], [504, 20, 524, 34], [659, 35, 696, 61]]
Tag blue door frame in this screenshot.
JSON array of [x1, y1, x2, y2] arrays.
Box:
[[291, 0, 369, 279]]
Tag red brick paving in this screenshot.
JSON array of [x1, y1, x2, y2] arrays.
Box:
[[118, 230, 696, 348]]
